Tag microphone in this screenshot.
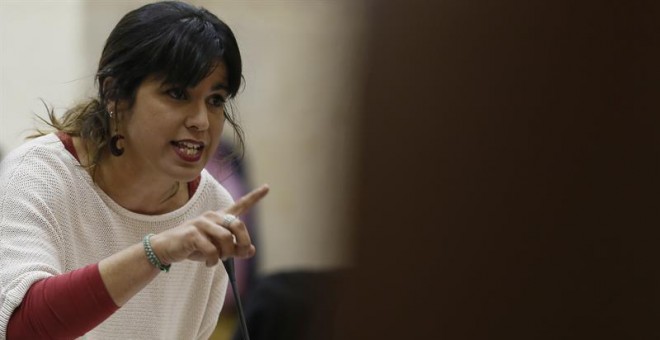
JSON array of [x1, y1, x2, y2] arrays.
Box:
[[222, 258, 250, 340]]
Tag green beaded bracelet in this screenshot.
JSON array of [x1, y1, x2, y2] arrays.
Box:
[[143, 233, 171, 273]]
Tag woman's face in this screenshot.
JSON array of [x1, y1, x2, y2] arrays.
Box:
[[117, 62, 229, 182]]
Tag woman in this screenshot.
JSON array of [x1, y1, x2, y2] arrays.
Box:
[[0, 1, 268, 339]]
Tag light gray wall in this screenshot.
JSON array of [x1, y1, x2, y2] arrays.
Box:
[[0, 2, 90, 151]]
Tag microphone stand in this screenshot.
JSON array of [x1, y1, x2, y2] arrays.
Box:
[[223, 259, 250, 340]]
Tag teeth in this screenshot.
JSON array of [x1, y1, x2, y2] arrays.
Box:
[[176, 141, 202, 153], [179, 142, 201, 150], [174, 141, 203, 157], [180, 146, 199, 154]]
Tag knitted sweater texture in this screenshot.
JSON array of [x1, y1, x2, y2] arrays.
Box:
[[0, 133, 230, 339]]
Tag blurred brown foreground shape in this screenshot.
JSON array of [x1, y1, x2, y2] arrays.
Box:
[[332, 1, 660, 339]]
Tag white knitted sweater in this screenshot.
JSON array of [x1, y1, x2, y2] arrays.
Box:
[[0, 134, 231, 339]]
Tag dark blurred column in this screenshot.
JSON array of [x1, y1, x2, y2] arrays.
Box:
[[335, 1, 660, 339]]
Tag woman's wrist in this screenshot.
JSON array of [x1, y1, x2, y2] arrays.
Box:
[[98, 242, 161, 307], [147, 233, 172, 265], [143, 234, 171, 272]]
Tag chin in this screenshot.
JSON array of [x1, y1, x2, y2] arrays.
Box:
[[165, 155, 209, 181], [168, 165, 204, 183]]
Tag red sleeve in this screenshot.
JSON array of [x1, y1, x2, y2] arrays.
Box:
[[7, 263, 119, 339]]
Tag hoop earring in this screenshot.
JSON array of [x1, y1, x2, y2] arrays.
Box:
[[108, 110, 125, 157]]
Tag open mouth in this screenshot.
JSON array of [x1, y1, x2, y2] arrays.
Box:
[[171, 140, 205, 160]]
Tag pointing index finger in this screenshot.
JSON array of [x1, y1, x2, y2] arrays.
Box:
[[224, 184, 270, 215]]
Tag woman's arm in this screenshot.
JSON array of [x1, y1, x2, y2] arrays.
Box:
[[98, 185, 267, 307], [97, 242, 160, 307], [6, 185, 268, 338], [7, 263, 118, 339]]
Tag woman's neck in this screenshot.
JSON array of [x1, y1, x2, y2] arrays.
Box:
[[73, 137, 187, 215]]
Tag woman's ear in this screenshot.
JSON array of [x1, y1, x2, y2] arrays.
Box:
[[102, 77, 126, 116], [102, 77, 116, 99], [108, 101, 129, 119], [102, 77, 121, 110]]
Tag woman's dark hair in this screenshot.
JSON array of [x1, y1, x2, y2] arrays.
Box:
[[38, 1, 244, 172]]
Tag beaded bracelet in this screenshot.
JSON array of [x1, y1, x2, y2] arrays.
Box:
[[143, 233, 171, 273]]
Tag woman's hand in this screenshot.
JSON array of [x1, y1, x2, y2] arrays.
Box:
[[98, 184, 270, 306], [150, 184, 269, 267]]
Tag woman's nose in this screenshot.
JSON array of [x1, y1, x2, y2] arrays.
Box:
[[185, 103, 210, 131]]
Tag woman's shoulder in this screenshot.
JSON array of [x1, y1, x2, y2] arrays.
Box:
[[0, 133, 81, 187], [3, 133, 70, 163]]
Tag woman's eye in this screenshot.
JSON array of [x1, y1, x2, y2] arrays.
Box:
[[209, 95, 226, 107], [166, 88, 187, 100]]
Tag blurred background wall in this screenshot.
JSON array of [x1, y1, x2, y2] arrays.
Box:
[[0, 0, 365, 276], [336, 1, 660, 339], [0, 2, 89, 151]]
